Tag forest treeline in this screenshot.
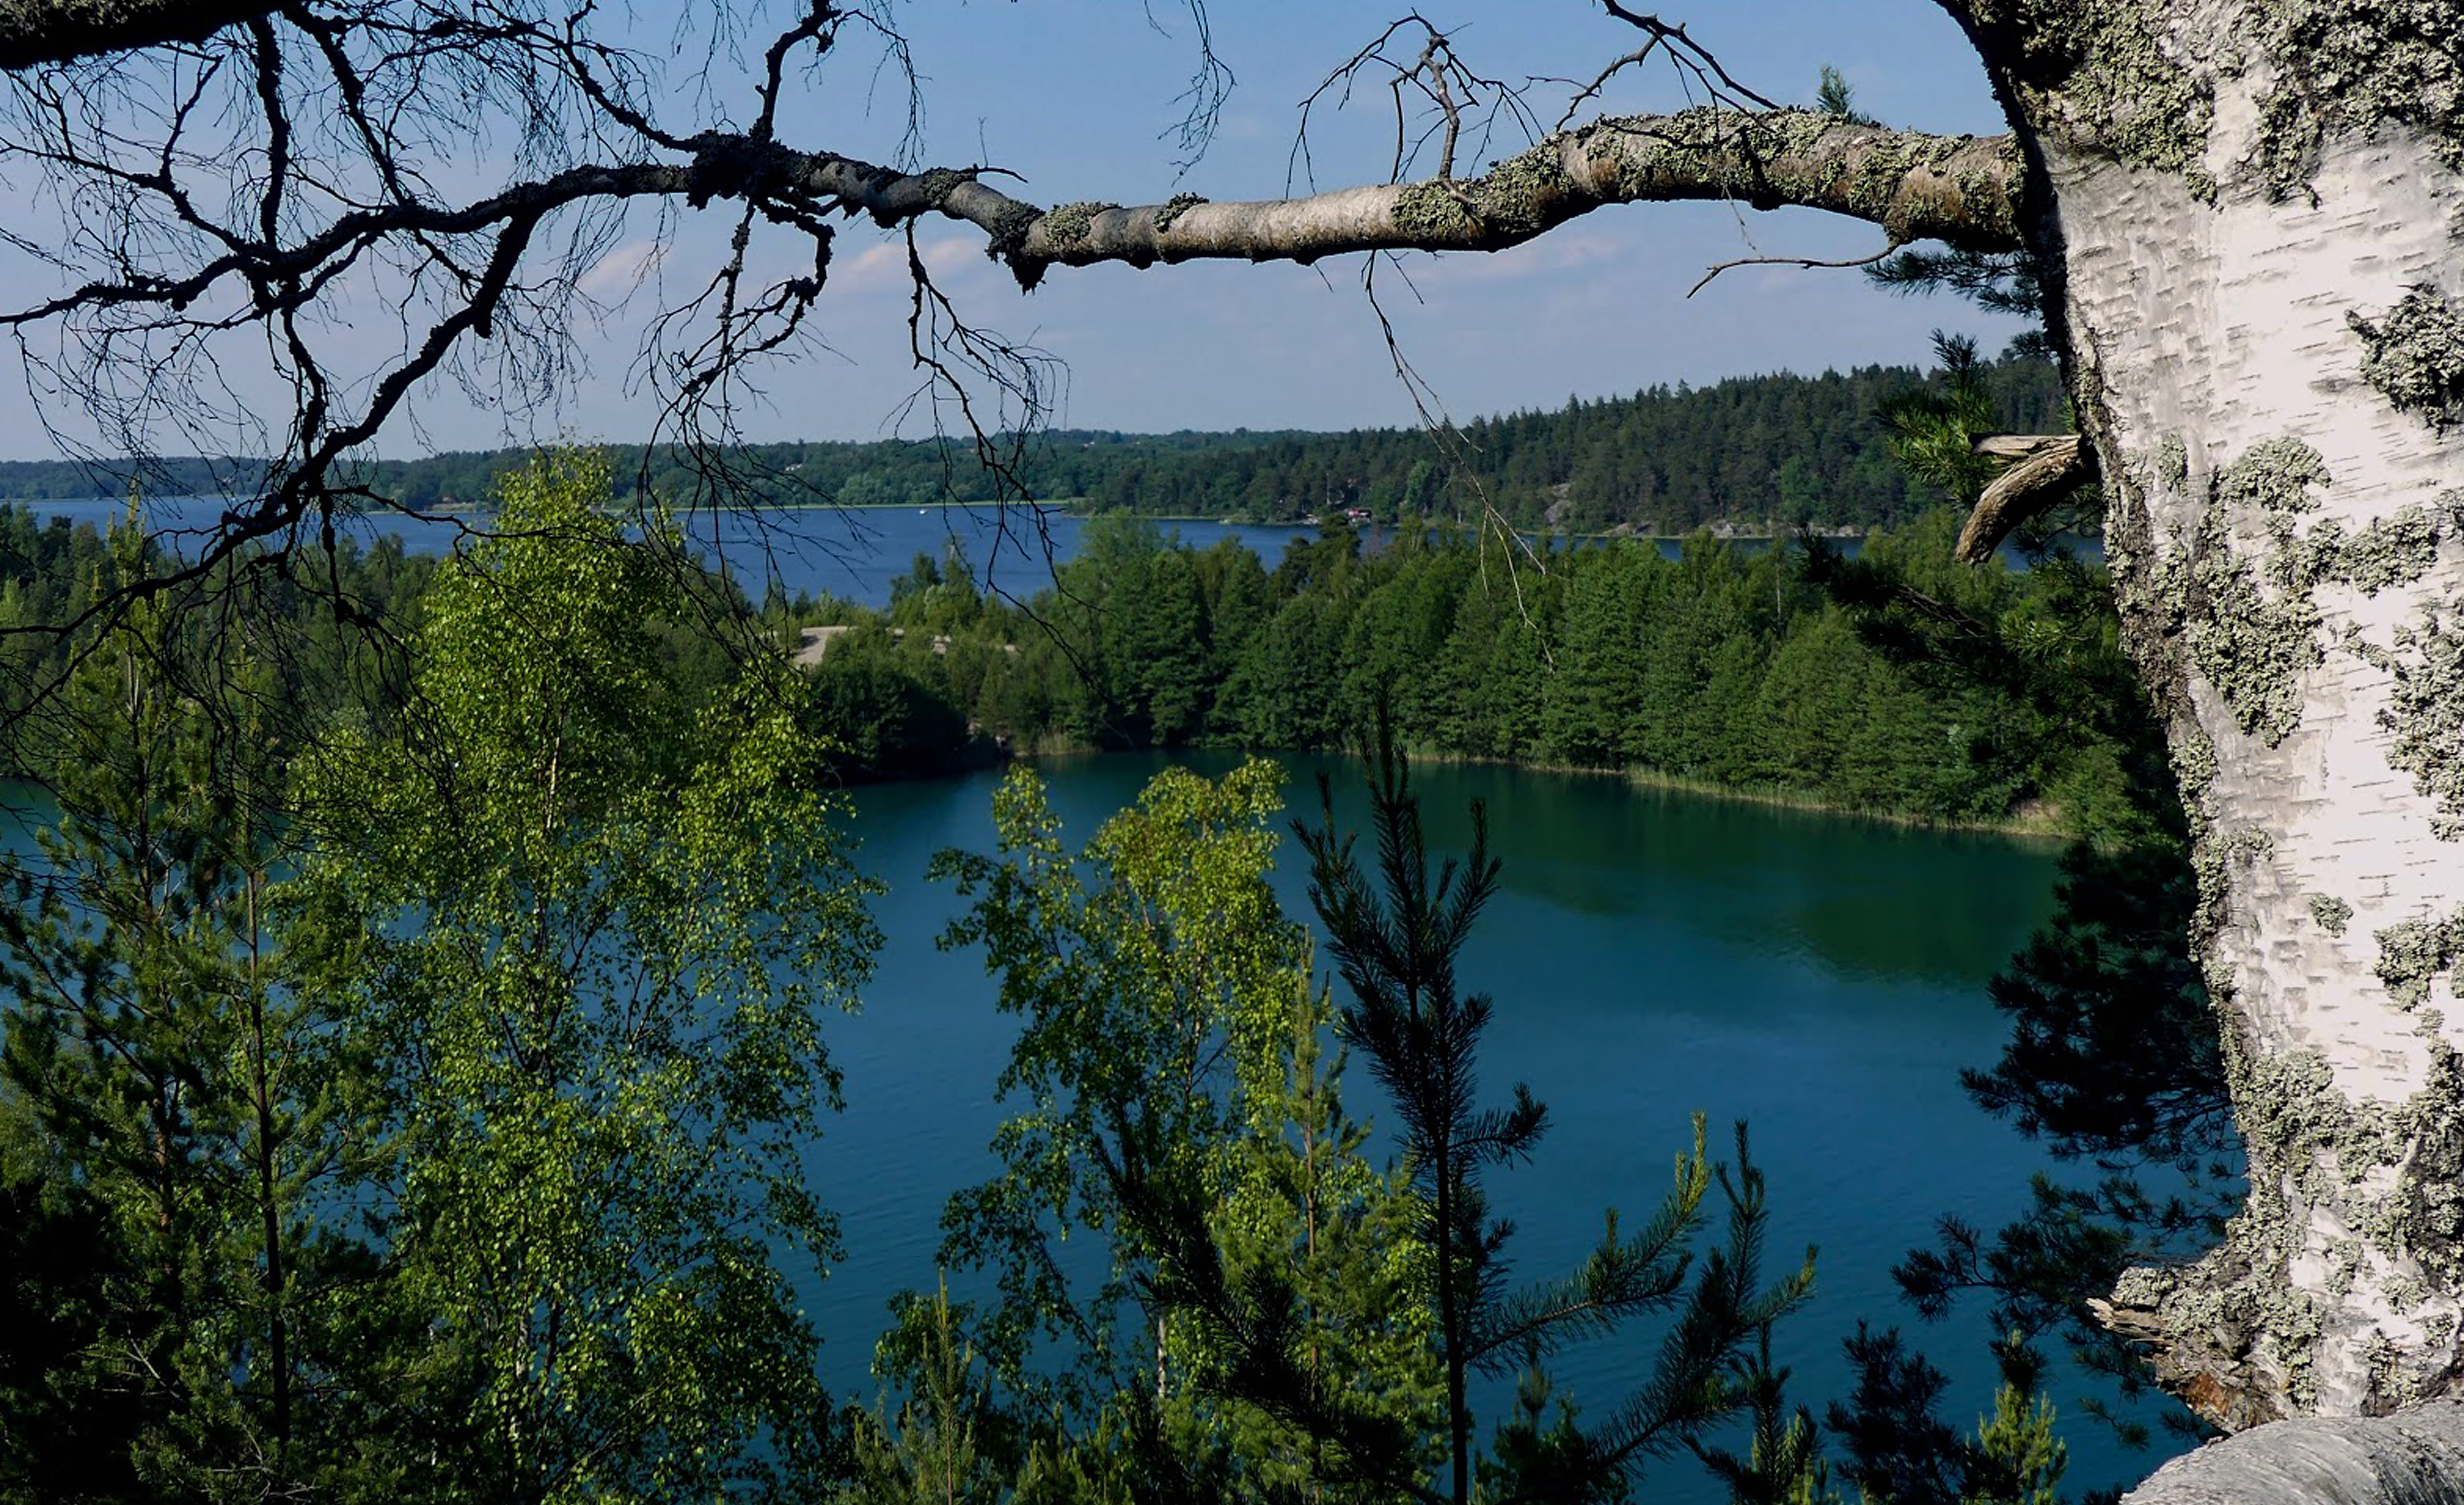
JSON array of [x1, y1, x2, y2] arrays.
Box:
[[0, 492, 2131, 838], [0, 354, 2063, 536], [793, 510, 2137, 841]]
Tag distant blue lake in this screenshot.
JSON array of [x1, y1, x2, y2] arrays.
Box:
[[23, 495, 2090, 613], [24, 494, 1403, 606]]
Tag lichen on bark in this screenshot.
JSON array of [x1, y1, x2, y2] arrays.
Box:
[[1152, 192, 1206, 234], [1970, 0, 2464, 208], [1041, 201, 1119, 249], [1389, 180, 1476, 243], [2217, 437, 2332, 518], [2314, 895, 2356, 936], [2378, 602, 2464, 840], [1567, 110, 2021, 247], [2193, 826, 2275, 972], [2247, 0, 2464, 196], [2350, 287, 2464, 430], [2377, 913, 2464, 1009], [984, 201, 1043, 274], [2166, 439, 2336, 746], [1965, 0, 2214, 190], [2337, 505, 2446, 596], [2203, 1040, 2464, 1414], [2155, 434, 2190, 493], [1391, 142, 1573, 243]]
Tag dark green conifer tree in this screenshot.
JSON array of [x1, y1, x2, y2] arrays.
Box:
[[1540, 549, 1649, 768], [1293, 716, 1814, 1504], [0, 523, 395, 1500]]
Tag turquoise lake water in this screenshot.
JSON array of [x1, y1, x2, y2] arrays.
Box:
[[814, 750, 2189, 1500]]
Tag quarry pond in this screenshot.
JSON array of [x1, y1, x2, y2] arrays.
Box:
[[8, 495, 2168, 1494], [811, 750, 2186, 1500]]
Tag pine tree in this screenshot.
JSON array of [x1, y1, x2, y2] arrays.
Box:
[[1295, 715, 1814, 1504], [0, 518, 389, 1498], [1539, 549, 1647, 767], [846, 1279, 1005, 1505]]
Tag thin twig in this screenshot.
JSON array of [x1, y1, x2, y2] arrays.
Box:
[[1688, 243, 1895, 298]]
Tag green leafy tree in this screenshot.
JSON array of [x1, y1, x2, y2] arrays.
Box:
[[1219, 592, 1350, 750], [913, 758, 1438, 1495], [806, 626, 974, 778], [300, 450, 882, 1501]]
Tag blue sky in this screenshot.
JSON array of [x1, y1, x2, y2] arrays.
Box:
[[4, 2, 2030, 456]]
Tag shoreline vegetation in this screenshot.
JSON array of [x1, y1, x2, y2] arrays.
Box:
[[1019, 741, 2072, 841], [2, 486, 1875, 548], [787, 507, 2137, 847], [1370, 752, 2069, 840], [0, 493, 2119, 844]]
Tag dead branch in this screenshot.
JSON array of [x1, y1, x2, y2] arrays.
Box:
[[1687, 243, 1895, 297], [1954, 434, 2094, 564], [0, 0, 277, 70]]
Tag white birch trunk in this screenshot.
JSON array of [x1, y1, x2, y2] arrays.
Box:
[[1978, 0, 2464, 1427]]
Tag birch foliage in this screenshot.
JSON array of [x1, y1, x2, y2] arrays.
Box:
[[909, 759, 1438, 1494], [300, 451, 881, 1501]]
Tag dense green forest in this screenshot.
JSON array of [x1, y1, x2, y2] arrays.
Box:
[[791, 509, 2135, 840], [1, 467, 2123, 841], [0, 354, 2064, 536]]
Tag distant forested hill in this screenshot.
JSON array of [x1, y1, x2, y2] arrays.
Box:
[[0, 355, 2064, 534]]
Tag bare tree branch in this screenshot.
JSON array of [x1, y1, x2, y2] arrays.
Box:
[[970, 110, 2020, 281], [1954, 434, 2094, 564], [0, 0, 276, 70], [1596, 4, 1781, 112], [1686, 242, 1895, 297]]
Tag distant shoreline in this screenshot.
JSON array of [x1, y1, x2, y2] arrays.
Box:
[[1012, 741, 2067, 844], [5, 493, 1876, 545]]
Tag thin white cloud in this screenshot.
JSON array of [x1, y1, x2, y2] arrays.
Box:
[[578, 239, 665, 299], [1407, 230, 1621, 287], [834, 235, 981, 289]]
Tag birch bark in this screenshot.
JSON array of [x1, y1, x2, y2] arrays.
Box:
[[1946, 0, 2464, 1430]]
